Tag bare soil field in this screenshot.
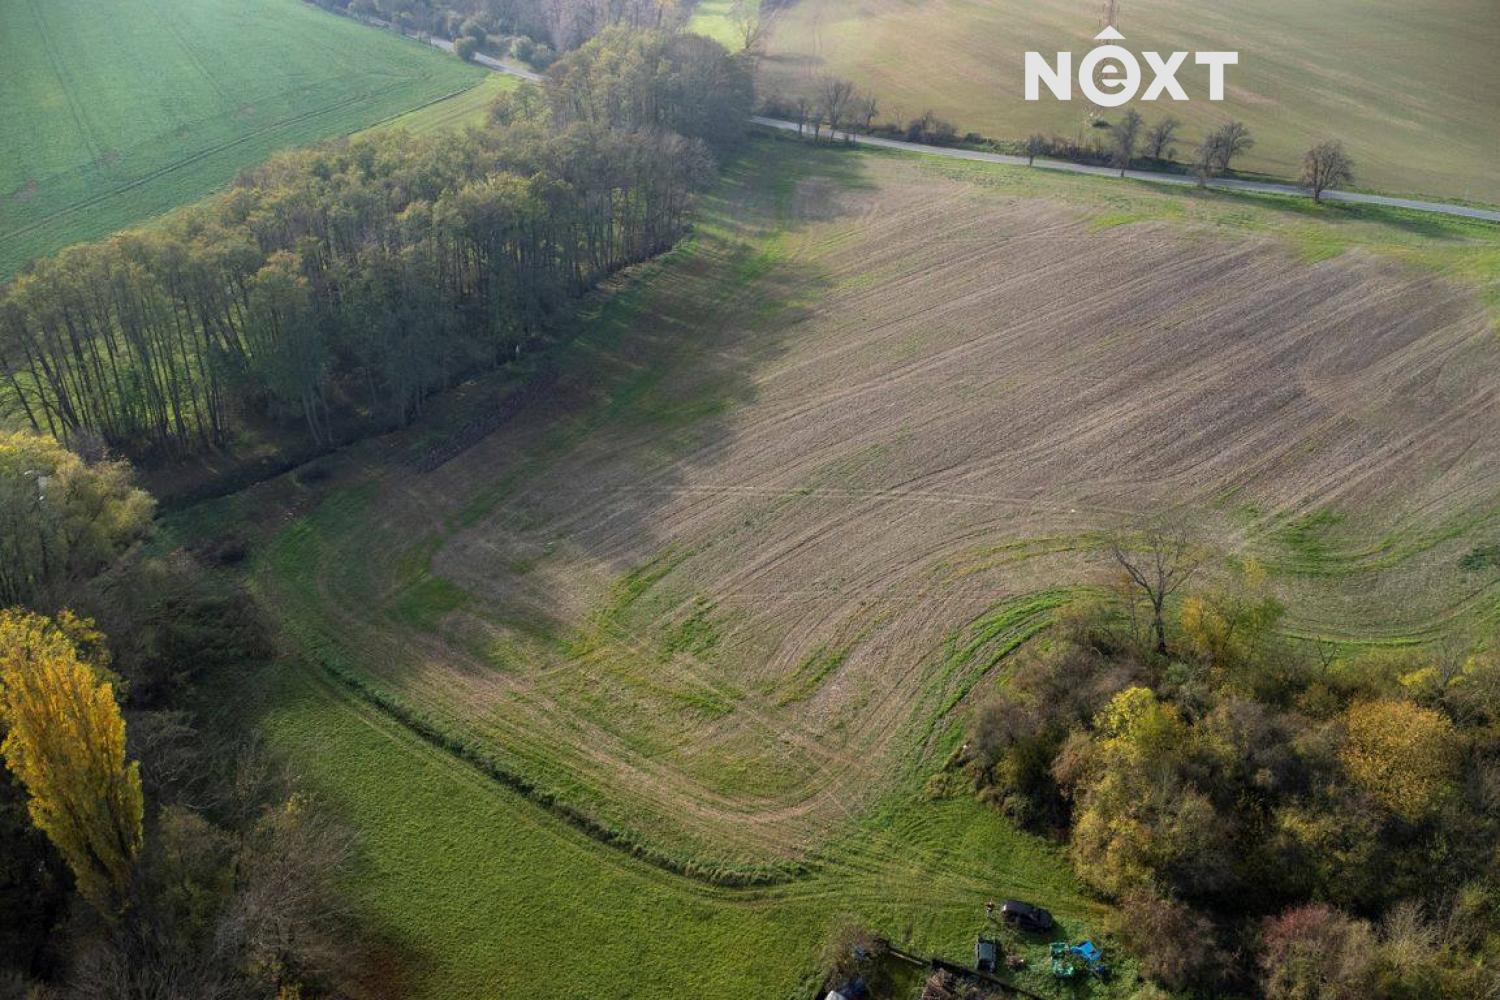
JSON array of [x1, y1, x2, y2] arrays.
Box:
[[236, 136, 1500, 879]]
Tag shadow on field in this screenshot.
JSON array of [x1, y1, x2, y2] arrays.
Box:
[[433, 132, 876, 583]]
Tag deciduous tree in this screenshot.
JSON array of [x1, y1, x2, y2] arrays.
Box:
[[1301, 139, 1354, 202], [0, 432, 154, 609], [0, 610, 143, 914], [1112, 108, 1144, 176], [1144, 116, 1180, 161], [1340, 699, 1458, 821]]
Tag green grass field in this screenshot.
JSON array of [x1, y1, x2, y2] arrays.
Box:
[[165, 133, 1500, 998], [0, 0, 483, 279], [364, 73, 519, 136], [750, 0, 1500, 204]]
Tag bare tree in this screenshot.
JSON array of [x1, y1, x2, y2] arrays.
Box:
[[1209, 120, 1253, 174], [1112, 108, 1144, 176], [1144, 116, 1180, 161], [853, 92, 879, 131], [1109, 520, 1201, 656], [817, 75, 857, 142], [1025, 133, 1046, 166], [729, 0, 773, 56], [1300, 139, 1354, 202]]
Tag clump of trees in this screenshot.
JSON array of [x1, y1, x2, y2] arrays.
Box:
[[966, 529, 1500, 995], [0, 431, 356, 996], [0, 432, 154, 608], [0, 29, 751, 461]]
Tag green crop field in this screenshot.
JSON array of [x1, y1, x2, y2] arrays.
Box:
[[0, 0, 484, 279], [750, 0, 1500, 204], [166, 133, 1500, 998]]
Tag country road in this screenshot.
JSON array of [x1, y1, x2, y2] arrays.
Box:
[[749, 118, 1500, 223], [412, 26, 1500, 224]]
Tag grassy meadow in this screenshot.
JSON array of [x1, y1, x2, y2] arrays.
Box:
[[0, 0, 484, 279], [164, 133, 1500, 997], [748, 0, 1500, 204]]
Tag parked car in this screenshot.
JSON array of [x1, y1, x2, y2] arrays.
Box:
[[975, 936, 999, 972], [999, 900, 1054, 933]]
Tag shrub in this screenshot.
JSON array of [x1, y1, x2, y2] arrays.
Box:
[[1259, 904, 1376, 1000], [1116, 892, 1221, 991]]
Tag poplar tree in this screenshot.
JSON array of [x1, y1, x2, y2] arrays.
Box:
[[0, 610, 143, 914]]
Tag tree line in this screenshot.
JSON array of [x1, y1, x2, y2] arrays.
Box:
[[310, 0, 687, 63], [0, 27, 752, 462]]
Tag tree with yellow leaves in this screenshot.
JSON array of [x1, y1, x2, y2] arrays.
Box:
[[0, 609, 142, 913], [1340, 698, 1459, 822]]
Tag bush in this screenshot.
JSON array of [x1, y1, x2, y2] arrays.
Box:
[[453, 35, 479, 61], [529, 42, 556, 68], [1259, 904, 1376, 1000], [1116, 892, 1221, 991]]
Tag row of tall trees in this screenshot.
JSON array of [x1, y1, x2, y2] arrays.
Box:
[[0, 29, 751, 461]]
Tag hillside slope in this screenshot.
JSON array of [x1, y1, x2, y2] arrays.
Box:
[[755, 0, 1500, 203]]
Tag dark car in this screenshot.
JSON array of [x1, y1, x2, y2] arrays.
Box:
[[999, 900, 1055, 933]]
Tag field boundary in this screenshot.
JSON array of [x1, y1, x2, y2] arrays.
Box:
[[314, 655, 816, 888]]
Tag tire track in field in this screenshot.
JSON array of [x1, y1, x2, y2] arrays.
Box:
[[1, 80, 413, 245], [143, 0, 235, 107], [27, 0, 102, 166]]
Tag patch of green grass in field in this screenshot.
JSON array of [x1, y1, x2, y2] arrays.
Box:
[[390, 576, 470, 632], [1461, 545, 1500, 573], [660, 596, 725, 659], [0, 0, 483, 278], [776, 645, 852, 705], [1275, 508, 1347, 573], [931, 589, 1082, 718]]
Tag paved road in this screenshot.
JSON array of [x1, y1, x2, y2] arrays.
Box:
[[751, 117, 1500, 223], [398, 22, 1500, 225]]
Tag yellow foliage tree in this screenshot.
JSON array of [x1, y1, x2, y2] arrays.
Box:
[[0, 609, 142, 912], [1340, 698, 1459, 822], [1179, 558, 1282, 669]]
